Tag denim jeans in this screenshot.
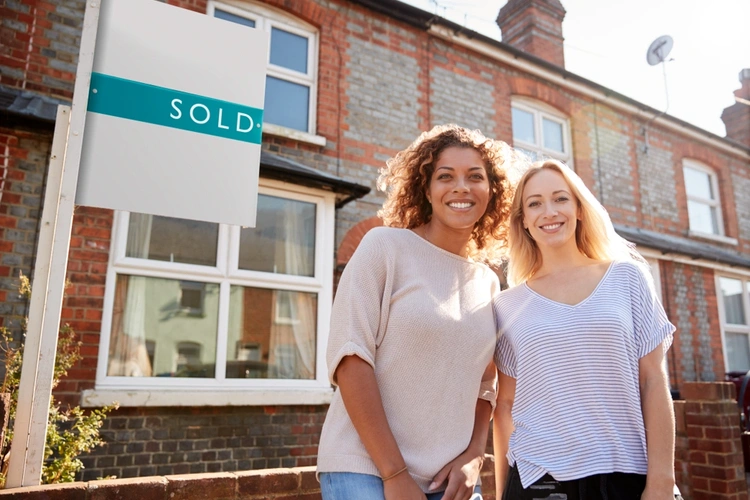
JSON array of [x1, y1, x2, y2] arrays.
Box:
[[320, 472, 482, 500]]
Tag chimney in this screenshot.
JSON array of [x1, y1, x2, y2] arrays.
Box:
[[496, 0, 567, 68], [721, 68, 750, 148]]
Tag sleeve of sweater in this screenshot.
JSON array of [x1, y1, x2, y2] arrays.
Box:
[[478, 270, 501, 410], [327, 228, 392, 386]]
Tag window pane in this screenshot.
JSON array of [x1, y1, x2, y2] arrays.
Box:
[[270, 27, 308, 73], [721, 277, 747, 325], [126, 214, 218, 266], [264, 76, 310, 131], [227, 286, 317, 379], [726, 332, 750, 372], [542, 118, 564, 152], [238, 194, 316, 276], [512, 108, 535, 144], [107, 275, 220, 378], [683, 167, 713, 200], [687, 200, 718, 235], [516, 147, 541, 162], [213, 9, 256, 28]]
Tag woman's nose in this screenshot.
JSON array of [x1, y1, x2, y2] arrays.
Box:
[[453, 178, 469, 192]]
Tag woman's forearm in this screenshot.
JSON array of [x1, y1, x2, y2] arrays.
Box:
[[335, 355, 406, 477], [640, 347, 676, 490], [493, 371, 516, 499], [467, 399, 493, 459], [493, 403, 513, 498]]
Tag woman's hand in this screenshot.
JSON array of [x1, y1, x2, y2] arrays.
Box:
[[384, 472, 427, 500], [640, 483, 676, 500], [428, 451, 483, 500]]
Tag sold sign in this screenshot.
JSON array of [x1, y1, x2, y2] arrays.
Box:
[[88, 73, 263, 144]]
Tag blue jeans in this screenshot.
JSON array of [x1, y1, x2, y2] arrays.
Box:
[[320, 472, 482, 500]]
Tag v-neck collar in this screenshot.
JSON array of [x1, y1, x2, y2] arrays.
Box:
[[522, 261, 615, 309]]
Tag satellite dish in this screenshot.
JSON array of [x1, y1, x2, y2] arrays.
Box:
[[646, 35, 674, 66]]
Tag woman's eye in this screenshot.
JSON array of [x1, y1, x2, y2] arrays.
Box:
[[556, 197, 569, 203], [528, 201, 540, 208]]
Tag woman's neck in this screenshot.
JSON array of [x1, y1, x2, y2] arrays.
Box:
[[418, 222, 473, 257], [535, 239, 593, 277]]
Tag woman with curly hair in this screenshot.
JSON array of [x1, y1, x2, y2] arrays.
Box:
[[317, 124, 514, 500]]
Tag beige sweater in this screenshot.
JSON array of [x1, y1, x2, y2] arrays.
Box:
[[316, 227, 499, 492]]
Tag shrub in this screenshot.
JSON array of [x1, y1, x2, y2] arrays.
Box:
[[0, 274, 116, 486]]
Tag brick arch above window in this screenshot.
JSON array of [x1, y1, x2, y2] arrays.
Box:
[[507, 78, 575, 117], [336, 216, 384, 268], [261, 0, 328, 28]]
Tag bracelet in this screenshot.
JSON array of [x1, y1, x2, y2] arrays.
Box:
[[381, 466, 408, 482]]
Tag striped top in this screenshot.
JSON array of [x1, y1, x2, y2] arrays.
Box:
[[494, 260, 675, 488]]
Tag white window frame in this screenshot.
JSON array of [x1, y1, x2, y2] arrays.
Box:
[[682, 159, 730, 242], [87, 179, 336, 407], [511, 98, 573, 167], [717, 274, 750, 374], [207, 1, 323, 145]]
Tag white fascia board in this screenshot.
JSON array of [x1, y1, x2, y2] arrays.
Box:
[[638, 246, 750, 278]]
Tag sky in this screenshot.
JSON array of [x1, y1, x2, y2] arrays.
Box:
[[399, 0, 750, 137]]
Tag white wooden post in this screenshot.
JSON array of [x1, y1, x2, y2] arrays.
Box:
[[5, 0, 101, 487]]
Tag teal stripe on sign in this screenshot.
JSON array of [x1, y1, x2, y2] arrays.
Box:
[[87, 73, 264, 144]]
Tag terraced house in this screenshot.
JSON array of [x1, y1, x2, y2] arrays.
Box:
[[1, 0, 749, 481]]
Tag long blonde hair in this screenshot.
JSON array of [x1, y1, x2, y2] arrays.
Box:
[[507, 159, 637, 285]]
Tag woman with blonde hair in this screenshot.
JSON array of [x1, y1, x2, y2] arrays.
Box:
[[317, 124, 513, 500], [493, 159, 677, 500]]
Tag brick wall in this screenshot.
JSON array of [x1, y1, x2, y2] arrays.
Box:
[[77, 405, 325, 482], [680, 382, 748, 499], [0, 0, 85, 98], [56, 206, 112, 407], [660, 262, 724, 389], [0, 126, 51, 335], [0, 458, 498, 499], [674, 400, 690, 498]]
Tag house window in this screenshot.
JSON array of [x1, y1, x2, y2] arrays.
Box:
[[718, 276, 750, 373], [208, 1, 318, 134], [511, 99, 572, 165], [683, 160, 723, 236], [99, 181, 334, 389]]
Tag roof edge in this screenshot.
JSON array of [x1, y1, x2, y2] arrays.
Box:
[[347, 0, 750, 157], [615, 224, 750, 269]]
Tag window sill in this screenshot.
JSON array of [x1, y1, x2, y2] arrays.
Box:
[[688, 230, 739, 246], [81, 387, 334, 408], [263, 123, 327, 147]]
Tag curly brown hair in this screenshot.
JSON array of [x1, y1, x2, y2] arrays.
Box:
[[377, 124, 514, 264]]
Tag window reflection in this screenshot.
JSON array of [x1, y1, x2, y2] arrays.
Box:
[[226, 286, 317, 379], [107, 275, 219, 378], [239, 194, 316, 276], [126, 214, 218, 267]]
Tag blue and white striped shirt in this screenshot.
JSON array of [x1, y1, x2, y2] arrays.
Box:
[[494, 260, 675, 488]]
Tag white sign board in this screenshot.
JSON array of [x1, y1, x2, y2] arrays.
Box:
[[76, 0, 268, 226]]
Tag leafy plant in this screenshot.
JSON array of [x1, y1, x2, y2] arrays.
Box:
[[0, 273, 117, 486]]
